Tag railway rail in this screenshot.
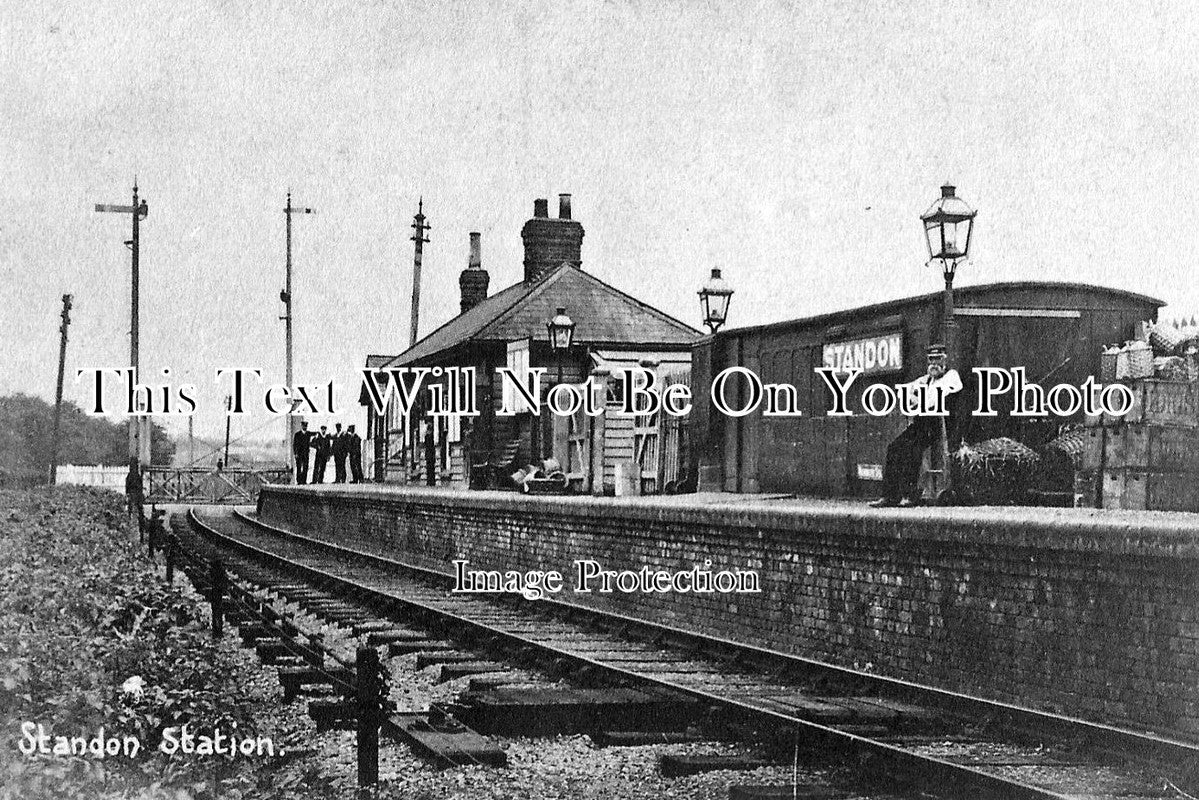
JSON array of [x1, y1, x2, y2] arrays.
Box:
[[165, 511, 509, 778], [186, 506, 1199, 799]]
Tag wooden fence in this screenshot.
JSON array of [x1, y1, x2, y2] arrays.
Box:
[[55, 464, 127, 490], [553, 368, 692, 495]]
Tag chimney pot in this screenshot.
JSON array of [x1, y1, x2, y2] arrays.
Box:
[[458, 232, 490, 314], [558, 193, 572, 219], [534, 198, 549, 218], [468, 232, 481, 267]]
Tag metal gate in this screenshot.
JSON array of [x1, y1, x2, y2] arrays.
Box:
[[659, 371, 691, 493], [633, 391, 661, 495], [566, 402, 591, 487], [143, 467, 290, 504]]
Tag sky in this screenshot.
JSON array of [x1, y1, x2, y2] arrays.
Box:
[[4, 0, 1199, 444]]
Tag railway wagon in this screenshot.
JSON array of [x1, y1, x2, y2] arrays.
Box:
[[691, 281, 1163, 496]]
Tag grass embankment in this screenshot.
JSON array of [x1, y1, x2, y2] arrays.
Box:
[[0, 488, 308, 799]]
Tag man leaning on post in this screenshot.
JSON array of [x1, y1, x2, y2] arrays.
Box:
[[125, 457, 143, 514], [870, 343, 962, 508]]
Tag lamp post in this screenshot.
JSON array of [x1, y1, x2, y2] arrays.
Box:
[[920, 184, 977, 361], [542, 307, 576, 465], [546, 306, 576, 386], [698, 268, 733, 334]]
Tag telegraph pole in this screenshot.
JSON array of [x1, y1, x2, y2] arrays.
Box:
[[409, 199, 430, 348], [223, 395, 233, 468], [282, 192, 315, 471], [96, 182, 149, 465], [405, 200, 431, 482], [49, 294, 73, 486]]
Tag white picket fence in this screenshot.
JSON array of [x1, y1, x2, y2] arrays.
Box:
[[56, 465, 127, 491]]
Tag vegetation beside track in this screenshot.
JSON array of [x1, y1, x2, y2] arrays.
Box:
[[0, 488, 303, 799], [0, 489, 860, 799]]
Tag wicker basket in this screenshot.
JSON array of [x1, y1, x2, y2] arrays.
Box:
[[954, 438, 1041, 505], [1100, 347, 1119, 383], [1128, 341, 1154, 379], [1042, 428, 1088, 469], [1149, 322, 1187, 356], [1115, 346, 1131, 380], [1154, 356, 1189, 381], [526, 473, 568, 494]]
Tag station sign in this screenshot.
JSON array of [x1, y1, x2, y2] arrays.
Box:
[[822, 332, 903, 376], [856, 463, 884, 481]]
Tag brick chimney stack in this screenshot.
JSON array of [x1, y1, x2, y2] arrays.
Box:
[[458, 232, 490, 314], [521, 194, 583, 284]]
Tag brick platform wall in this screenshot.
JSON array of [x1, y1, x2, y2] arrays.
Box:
[[258, 487, 1199, 739]]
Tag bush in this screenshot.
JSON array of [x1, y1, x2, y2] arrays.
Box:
[[0, 488, 262, 799]]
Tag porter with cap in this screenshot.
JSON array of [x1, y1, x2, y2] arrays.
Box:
[[870, 343, 962, 507]]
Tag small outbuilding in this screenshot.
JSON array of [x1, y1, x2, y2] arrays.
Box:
[[691, 281, 1163, 495]]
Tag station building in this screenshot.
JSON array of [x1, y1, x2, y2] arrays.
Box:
[[363, 195, 701, 490]]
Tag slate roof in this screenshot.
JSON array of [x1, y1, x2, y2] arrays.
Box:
[[364, 354, 394, 369], [382, 264, 701, 368]]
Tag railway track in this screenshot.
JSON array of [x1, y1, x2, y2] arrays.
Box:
[[187, 506, 1199, 799]]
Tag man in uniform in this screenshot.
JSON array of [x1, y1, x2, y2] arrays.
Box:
[[124, 457, 145, 541], [124, 457, 143, 515], [870, 344, 962, 508], [292, 421, 312, 484], [312, 425, 331, 484], [147, 505, 166, 558], [347, 424, 364, 483], [332, 423, 348, 483]]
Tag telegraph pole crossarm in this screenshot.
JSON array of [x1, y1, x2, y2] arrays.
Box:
[[409, 199, 431, 349], [403, 199, 432, 481], [95, 182, 149, 466]]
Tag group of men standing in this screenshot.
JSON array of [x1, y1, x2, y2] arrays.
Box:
[[292, 421, 364, 485]]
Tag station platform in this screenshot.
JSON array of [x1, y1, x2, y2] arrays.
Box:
[[256, 482, 1199, 741], [272, 480, 1199, 537]]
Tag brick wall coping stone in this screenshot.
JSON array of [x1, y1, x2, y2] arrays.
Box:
[[259, 485, 1199, 557]]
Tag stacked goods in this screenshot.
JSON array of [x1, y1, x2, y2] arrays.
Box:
[[1100, 346, 1120, 383], [1154, 356, 1189, 381], [1126, 340, 1153, 378], [953, 437, 1040, 505], [509, 457, 569, 494], [1101, 409, 1199, 511], [1066, 426, 1106, 507], [1091, 319, 1199, 512], [1148, 319, 1188, 355], [1042, 426, 1090, 465], [1104, 321, 1199, 381]]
